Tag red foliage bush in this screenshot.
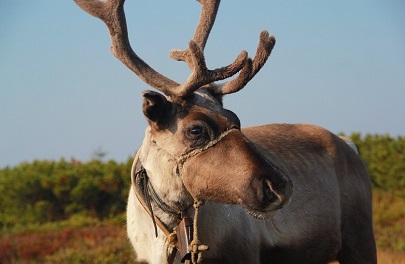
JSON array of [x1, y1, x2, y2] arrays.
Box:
[[0, 225, 132, 263]]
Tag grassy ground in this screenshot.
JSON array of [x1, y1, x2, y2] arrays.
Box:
[[0, 223, 136, 264], [373, 191, 405, 252], [1, 224, 404, 264], [1, 190, 404, 263]]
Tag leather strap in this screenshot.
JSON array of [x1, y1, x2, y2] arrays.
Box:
[[131, 149, 179, 264], [131, 149, 174, 238], [131, 148, 204, 263]]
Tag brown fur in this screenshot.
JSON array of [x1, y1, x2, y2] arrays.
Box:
[[241, 124, 376, 263], [173, 123, 376, 263]]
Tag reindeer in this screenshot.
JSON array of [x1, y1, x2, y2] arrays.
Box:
[[74, 0, 376, 263]]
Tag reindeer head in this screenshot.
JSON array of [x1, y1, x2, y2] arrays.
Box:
[[74, 0, 292, 218]]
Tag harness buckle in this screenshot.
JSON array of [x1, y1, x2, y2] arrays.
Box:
[[175, 214, 193, 262]]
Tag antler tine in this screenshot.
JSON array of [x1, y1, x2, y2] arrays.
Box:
[[170, 0, 220, 67], [176, 41, 248, 97], [213, 30, 276, 95], [169, 0, 248, 97], [74, 0, 182, 97]]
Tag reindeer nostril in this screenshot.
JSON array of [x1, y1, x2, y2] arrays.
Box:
[[262, 179, 278, 205]]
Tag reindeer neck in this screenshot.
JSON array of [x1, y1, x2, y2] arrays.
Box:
[[137, 132, 195, 228]]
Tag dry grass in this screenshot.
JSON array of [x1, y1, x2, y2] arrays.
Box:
[[2, 225, 405, 264], [372, 190, 405, 252], [378, 250, 405, 264], [0, 224, 136, 264], [329, 250, 405, 263]]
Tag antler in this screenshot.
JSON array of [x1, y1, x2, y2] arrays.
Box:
[[212, 30, 276, 95], [170, 0, 222, 70], [73, 0, 178, 95], [169, 0, 275, 96], [73, 0, 248, 98]]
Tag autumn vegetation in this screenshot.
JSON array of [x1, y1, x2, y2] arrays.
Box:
[[0, 133, 404, 263]]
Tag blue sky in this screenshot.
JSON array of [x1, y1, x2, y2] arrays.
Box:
[[1, 0, 404, 168]]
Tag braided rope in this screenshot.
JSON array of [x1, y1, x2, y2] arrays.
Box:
[[177, 128, 236, 166], [189, 201, 209, 263]]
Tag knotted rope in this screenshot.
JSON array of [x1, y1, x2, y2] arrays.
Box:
[[189, 201, 209, 263]]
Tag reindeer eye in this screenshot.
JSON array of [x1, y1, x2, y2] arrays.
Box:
[[185, 122, 212, 147], [186, 125, 210, 147], [189, 126, 203, 136], [186, 125, 208, 142]]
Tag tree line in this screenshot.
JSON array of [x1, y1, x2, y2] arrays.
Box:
[[0, 158, 133, 229], [349, 133, 405, 196], [1, 133, 404, 230]]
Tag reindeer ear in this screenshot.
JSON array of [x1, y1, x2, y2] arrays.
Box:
[[142, 90, 174, 128]]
